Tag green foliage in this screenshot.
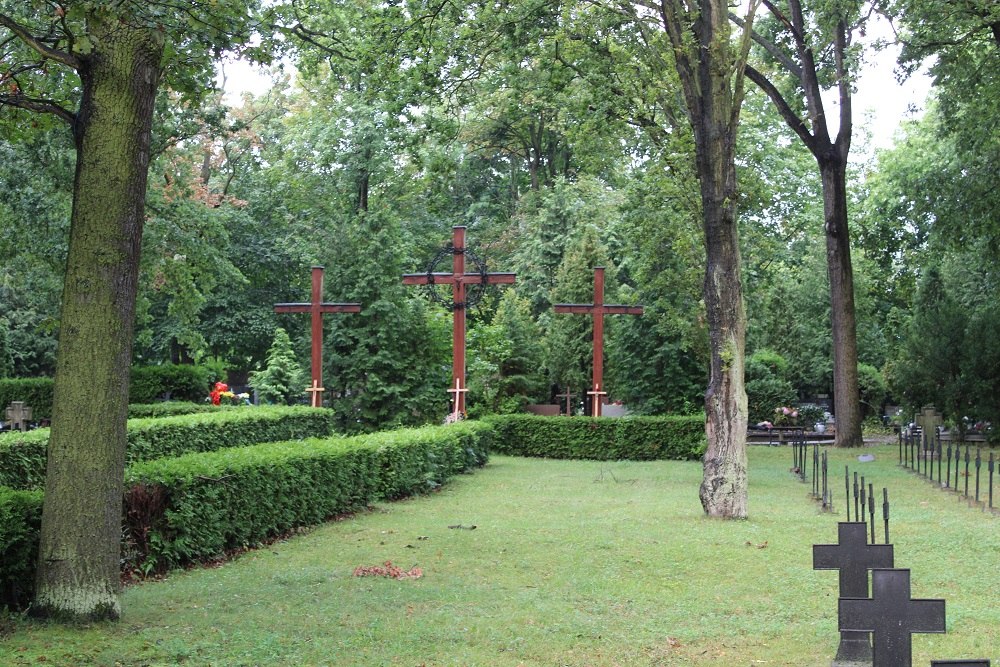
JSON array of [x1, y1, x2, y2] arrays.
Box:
[[745, 350, 797, 424], [249, 328, 305, 405], [0, 407, 336, 491], [857, 363, 887, 418], [123, 422, 492, 573], [484, 414, 706, 461], [0, 487, 43, 610], [129, 364, 214, 403], [0, 377, 54, 421], [126, 402, 227, 419]]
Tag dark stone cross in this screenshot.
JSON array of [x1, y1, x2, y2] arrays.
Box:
[[555, 388, 576, 416], [553, 267, 643, 417], [274, 266, 361, 408], [813, 522, 895, 664], [402, 226, 515, 415], [839, 568, 946, 667], [4, 401, 32, 431]]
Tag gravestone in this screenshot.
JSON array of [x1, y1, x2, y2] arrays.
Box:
[[839, 568, 945, 667], [4, 401, 32, 431], [602, 403, 630, 418], [915, 406, 943, 455], [814, 522, 894, 665]]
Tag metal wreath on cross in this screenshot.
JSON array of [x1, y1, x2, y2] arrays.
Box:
[[421, 241, 490, 311]]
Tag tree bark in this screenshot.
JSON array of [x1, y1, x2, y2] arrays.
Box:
[[32, 18, 163, 621], [657, 0, 750, 518], [820, 155, 863, 447]]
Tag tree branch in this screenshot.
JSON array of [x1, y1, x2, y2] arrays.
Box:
[[743, 64, 817, 155], [0, 94, 76, 125], [0, 13, 80, 69], [729, 12, 802, 79]]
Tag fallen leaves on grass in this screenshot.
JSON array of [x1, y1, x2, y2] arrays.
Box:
[[745, 540, 769, 549], [353, 561, 423, 580]]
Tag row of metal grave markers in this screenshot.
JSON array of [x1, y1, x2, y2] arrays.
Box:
[[805, 464, 991, 666], [899, 429, 997, 514]]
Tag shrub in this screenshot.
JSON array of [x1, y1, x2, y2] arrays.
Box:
[[0, 407, 336, 491], [0, 378, 54, 421], [745, 350, 797, 424], [0, 487, 43, 610], [484, 414, 705, 461], [127, 402, 230, 419], [129, 364, 213, 403], [124, 421, 492, 573]]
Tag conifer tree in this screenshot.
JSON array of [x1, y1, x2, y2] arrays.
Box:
[[250, 328, 305, 405]]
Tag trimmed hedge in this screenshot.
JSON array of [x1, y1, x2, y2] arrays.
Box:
[[0, 378, 54, 421], [128, 364, 214, 403], [0, 487, 43, 610], [484, 414, 706, 461], [127, 401, 231, 419], [121, 421, 491, 572], [0, 407, 336, 491]]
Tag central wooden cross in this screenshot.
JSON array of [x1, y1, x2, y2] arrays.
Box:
[[554, 267, 643, 417], [403, 226, 515, 415], [274, 266, 361, 408]]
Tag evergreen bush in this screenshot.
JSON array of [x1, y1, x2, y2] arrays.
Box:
[[249, 328, 304, 405], [129, 364, 213, 403], [127, 401, 227, 419], [484, 414, 705, 460], [745, 350, 797, 424], [0, 487, 43, 610]]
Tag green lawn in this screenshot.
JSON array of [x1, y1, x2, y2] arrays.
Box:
[[2, 445, 997, 666]]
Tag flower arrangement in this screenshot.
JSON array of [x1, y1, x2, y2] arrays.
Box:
[[774, 405, 799, 426], [208, 382, 250, 406]]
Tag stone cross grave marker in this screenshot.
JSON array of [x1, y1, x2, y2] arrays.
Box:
[[554, 267, 643, 417], [274, 266, 361, 408], [915, 405, 943, 454], [403, 226, 515, 416], [4, 401, 32, 430], [839, 568, 945, 667], [814, 522, 895, 665]]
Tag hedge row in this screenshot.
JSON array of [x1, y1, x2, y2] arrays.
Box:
[[0, 366, 220, 421], [0, 487, 43, 610], [123, 421, 491, 573], [484, 414, 706, 460], [0, 422, 492, 609], [0, 407, 336, 491], [127, 401, 230, 419]]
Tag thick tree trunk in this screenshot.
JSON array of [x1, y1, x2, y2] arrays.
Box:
[[820, 156, 863, 448], [689, 0, 749, 519], [32, 20, 163, 621]]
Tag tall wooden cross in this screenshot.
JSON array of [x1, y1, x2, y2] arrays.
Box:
[[274, 266, 361, 408], [554, 267, 643, 417], [839, 568, 945, 667], [403, 226, 515, 415]]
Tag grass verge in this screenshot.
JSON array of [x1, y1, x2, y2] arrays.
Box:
[[1, 445, 997, 666]]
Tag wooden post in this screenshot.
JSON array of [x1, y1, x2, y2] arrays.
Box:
[[274, 266, 361, 408]]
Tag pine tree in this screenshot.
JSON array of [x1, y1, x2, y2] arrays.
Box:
[[249, 328, 305, 405]]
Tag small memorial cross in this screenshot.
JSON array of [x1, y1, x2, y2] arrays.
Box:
[[446, 377, 468, 421], [555, 388, 576, 416], [839, 568, 945, 667], [274, 266, 361, 408], [304, 380, 326, 408], [403, 226, 515, 415], [814, 522, 895, 664], [554, 267, 643, 417], [586, 384, 609, 418], [4, 401, 32, 431]]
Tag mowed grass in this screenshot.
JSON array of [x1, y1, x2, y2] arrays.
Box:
[[2, 445, 997, 666]]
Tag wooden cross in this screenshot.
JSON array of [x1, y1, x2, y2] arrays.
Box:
[[839, 568, 945, 667], [814, 522, 895, 664], [555, 388, 576, 416], [554, 267, 643, 417], [403, 226, 515, 415], [4, 401, 32, 431], [586, 384, 609, 418], [447, 377, 468, 421], [304, 379, 326, 408], [274, 266, 361, 408]]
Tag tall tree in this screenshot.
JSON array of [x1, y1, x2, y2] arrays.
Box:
[[0, 0, 266, 620], [731, 0, 868, 447]]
